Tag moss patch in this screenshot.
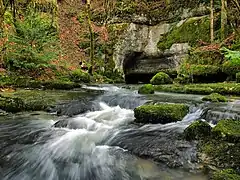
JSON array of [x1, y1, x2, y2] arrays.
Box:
[[158, 16, 211, 51], [138, 84, 154, 94], [212, 119, 240, 143], [134, 103, 189, 124], [236, 72, 240, 83], [150, 72, 172, 85], [184, 120, 212, 141], [154, 83, 240, 95], [202, 93, 227, 102], [212, 169, 240, 180]]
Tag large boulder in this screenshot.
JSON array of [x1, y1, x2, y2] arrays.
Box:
[[134, 103, 189, 124], [138, 84, 154, 94], [184, 120, 212, 141], [150, 72, 173, 85]]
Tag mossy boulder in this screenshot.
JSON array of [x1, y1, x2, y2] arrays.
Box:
[[70, 69, 91, 83], [236, 72, 240, 83], [138, 84, 154, 94], [202, 93, 227, 102], [150, 72, 173, 85], [0, 95, 25, 112], [134, 103, 189, 124], [184, 120, 212, 141], [212, 119, 240, 143], [178, 64, 223, 83], [222, 61, 240, 79], [211, 169, 240, 180]]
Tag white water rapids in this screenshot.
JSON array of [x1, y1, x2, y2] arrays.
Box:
[[2, 85, 238, 180]]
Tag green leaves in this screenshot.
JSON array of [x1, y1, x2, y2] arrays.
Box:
[[221, 47, 240, 65], [5, 10, 59, 72]]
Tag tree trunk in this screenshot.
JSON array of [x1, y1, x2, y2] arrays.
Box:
[[210, 0, 214, 43], [86, 0, 94, 69], [221, 0, 227, 40], [0, 0, 4, 32]]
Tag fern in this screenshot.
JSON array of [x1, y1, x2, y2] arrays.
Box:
[[221, 47, 240, 65]]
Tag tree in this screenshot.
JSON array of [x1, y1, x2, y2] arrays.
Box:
[[5, 11, 59, 74], [221, 0, 227, 40], [0, 0, 4, 31], [210, 0, 214, 43], [86, 0, 94, 70]]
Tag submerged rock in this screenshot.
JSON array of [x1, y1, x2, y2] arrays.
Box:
[[134, 103, 189, 124], [184, 120, 212, 141], [202, 93, 227, 102], [138, 84, 154, 94]]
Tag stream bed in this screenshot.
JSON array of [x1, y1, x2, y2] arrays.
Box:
[[1, 85, 240, 180]]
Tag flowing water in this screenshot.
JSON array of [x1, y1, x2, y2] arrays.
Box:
[[0, 85, 239, 180]]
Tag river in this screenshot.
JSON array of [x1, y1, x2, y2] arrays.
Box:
[[1, 85, 239, 180]]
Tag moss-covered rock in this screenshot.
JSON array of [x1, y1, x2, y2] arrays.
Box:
[[70, 69, 91, 83], [185, 86, 213, 95], [211, 169, 240, 180], [178, 64, 223, 83], [184, 120, 212, 141], [150, 72, 173, 85], [0, 95, 25, 112], [236, 72, 240, 83], [154, 83, 240, 95], [202, 93, 227, 102], [138, 84, 154, 94], [134, 103, 189, 124], [212, 119, 240, 143], [222, 61, 240, 79], [158, 16, 212, 51]]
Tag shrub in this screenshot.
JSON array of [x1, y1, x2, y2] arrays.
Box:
[[202, 93, 227, 102], [138, 84, 154, 94], [70, 69, 90, 83], [150, 72, 172, 85], [134, 103, 189, 124], [5, 11, 59, 74], [237, 72, 240, 83]]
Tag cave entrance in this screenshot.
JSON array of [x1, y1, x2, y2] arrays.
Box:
[[123, 51, 155, 84]]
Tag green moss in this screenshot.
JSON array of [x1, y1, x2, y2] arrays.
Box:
[[185, 87, 213, 95], [202, 93, 227, 102], [212, 169, 240, 180], [201, 139, 240, 170], [138, 84, 154, 94], [158, 16, 211, 51], [212, 119, 240, 143], [0, 95, 25, 112], [222, 61, 240, 78], [184, 120, 212, 141], [154, 83, 240, 95], [70, 69, 91, 83], [150, 72, 172, 85], [186, 50, 224, 66], [134, 103, 189, 124], [236, 72, 240, 83], [178, 64, 222, 83]]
